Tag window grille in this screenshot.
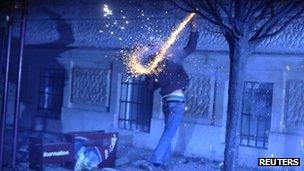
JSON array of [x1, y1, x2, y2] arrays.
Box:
[[240, 82, 273, 149], [118, 75, 154, 132], [37, 68, 65, 119]]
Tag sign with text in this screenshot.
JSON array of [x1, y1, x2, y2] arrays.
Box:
[[258, 158, 300, 166]]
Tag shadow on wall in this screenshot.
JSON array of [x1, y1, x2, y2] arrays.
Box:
[[17, 7, 75, 132]]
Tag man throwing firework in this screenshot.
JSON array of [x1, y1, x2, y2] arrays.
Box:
[[145, 19, 198, 170]]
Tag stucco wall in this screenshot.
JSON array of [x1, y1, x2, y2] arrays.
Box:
[[20, 47, 304, 169], [26, 48, 302, 169]]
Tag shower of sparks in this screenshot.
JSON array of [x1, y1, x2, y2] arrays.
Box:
[[125, 13, 196, 76], [103, 4, 113, 17]]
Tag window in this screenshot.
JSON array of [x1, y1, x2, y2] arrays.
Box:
[[118, 75, 154, 132], [37, 68, 65, 119], [240, 82, 273, 149]]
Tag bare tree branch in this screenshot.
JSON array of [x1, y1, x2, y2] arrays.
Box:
[[214, 0, 235, 27], [214, 0, 231, 18], [170, 0, 304, 45], [243, 0, 254, 21], [169, 0, 236, 37], [250, 1, 297, 40], [249, 7, 304, 44], [179, 0, 227, 30], [250, 0, 274, 23], [203, 0, 236, 37], [169, 0, 222, 27], [168, 0, 194, 13]]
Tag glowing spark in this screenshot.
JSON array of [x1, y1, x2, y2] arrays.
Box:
[[125, 13, 195, 75], [103, 4, 113, 17], [286, 65, 290, 70]]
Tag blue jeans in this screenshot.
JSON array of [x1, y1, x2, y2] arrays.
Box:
[[150, 99, 185, 165]]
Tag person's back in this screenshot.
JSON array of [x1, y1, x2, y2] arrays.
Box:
[[148, 59, 189, 97]]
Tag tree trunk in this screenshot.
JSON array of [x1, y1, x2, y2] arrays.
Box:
[[223, 36, 249, 171]]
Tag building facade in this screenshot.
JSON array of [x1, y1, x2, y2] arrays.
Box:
[[12, 0, 304, 169]]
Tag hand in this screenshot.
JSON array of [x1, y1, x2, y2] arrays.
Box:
[[190, 19, 198, 32]]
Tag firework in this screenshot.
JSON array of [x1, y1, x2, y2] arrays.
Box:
[[125, 13, 195, 76], [103, 4, 113, 17]]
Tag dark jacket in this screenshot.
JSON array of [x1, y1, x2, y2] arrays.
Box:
[[147, 31, 198, 96]]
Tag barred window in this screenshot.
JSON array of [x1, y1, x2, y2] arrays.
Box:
[[240, 82, 273, 149], [118, 75, 154, 132], [37, 68, 65, 119]]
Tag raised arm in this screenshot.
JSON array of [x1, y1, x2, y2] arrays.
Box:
[[183, 20, 199, 55]]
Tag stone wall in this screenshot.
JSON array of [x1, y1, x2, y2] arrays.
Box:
[[70, 66, 110, 108], [184, 75, 214, 124], [285, 80, 304, 128]]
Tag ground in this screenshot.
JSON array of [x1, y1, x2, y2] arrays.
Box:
[[3, 129, 253, 171], [39, 144, 223, 171], [110, 144, 223, 171]]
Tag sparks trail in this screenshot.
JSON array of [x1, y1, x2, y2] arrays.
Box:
[[125, 13, 195, 76]]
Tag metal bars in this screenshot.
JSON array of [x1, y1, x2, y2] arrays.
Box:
[[118, 75, 154, 133], [0, 0, 27, 169], [240, 82, 273, 149], [37, 68, 65, 120]]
